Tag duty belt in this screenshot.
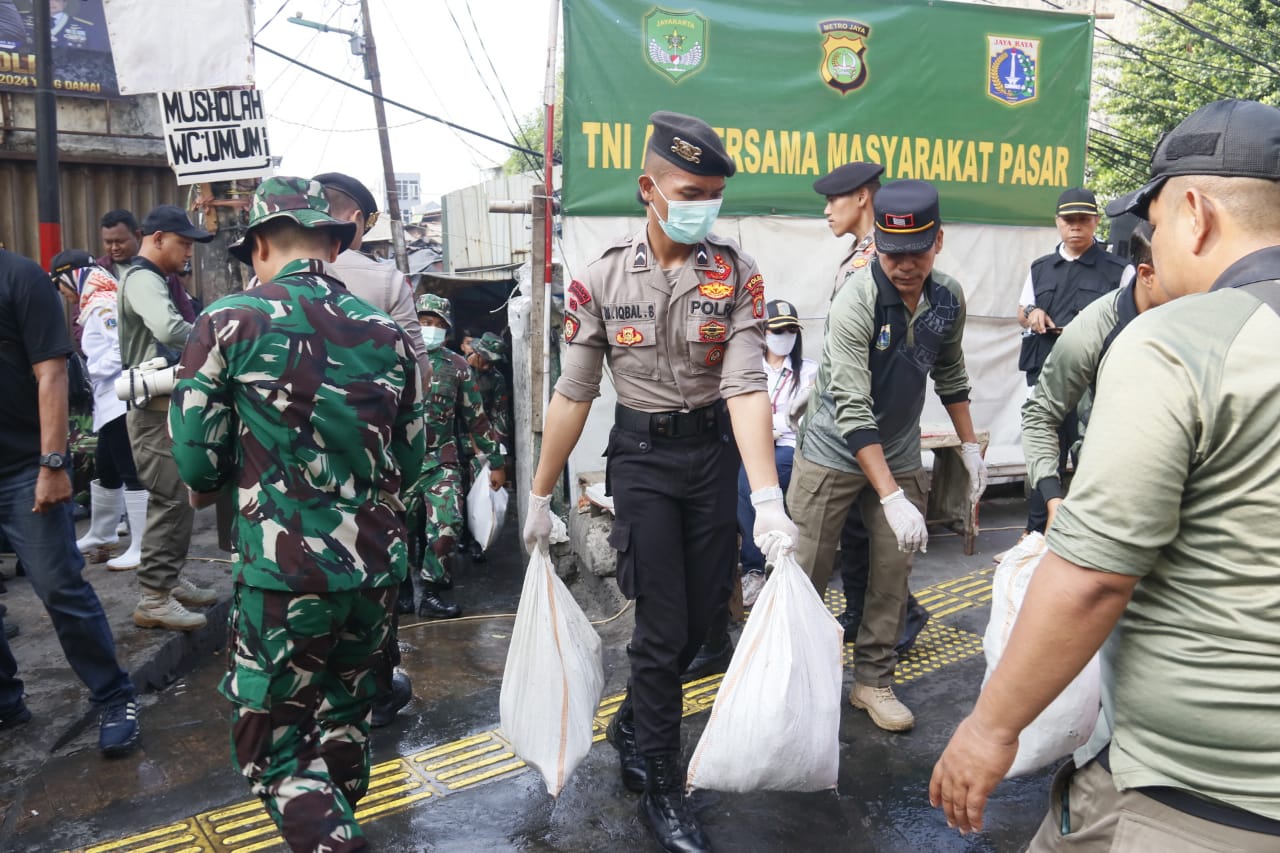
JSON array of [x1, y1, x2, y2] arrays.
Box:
[[615, 402, 722, 440]]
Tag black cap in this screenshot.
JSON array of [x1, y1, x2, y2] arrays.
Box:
[[813, 161, 884, 196], [312, 172, 379, 218], [765, 299, 802, 331], [646, 111, 736, 177], [49, 248, 95, 276], [1108, 99, 1280, 219], [1056, 188, 1098, 216], [140, 205, 214, 242], [874, 180, 941, 254]]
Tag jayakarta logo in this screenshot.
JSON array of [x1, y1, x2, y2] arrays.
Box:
[[644, 8, 708, 83], [987, 36, 1039, 106], [819, 19, 870, 95]]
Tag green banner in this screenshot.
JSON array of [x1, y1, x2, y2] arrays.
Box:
[[562, 0, 1093, 226]]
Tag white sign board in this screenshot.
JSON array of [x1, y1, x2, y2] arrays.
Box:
[[104, 0, 254, 95], [160, 88, 272, 185]]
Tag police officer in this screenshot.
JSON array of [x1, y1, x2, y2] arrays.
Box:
[[1015, 188, 1132, 538], [522, 111, 798, 853], [788, 179, 986, 733]]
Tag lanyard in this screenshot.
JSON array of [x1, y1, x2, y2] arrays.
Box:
[[769, 366, 791, 413]]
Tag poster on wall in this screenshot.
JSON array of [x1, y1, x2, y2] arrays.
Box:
[[0, 0, 119, 97], [562, 0, 1094, 226]]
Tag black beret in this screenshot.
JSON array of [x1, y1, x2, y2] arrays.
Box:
[[313, 172, 379, 218], [813, 161, 884, 196], [646, 111, 736, 177], [1056, 188, 1098, 216]]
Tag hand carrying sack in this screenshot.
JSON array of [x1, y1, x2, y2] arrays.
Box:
[[467, 462, 509, 552], [499, 548, 605, 796], [983, 532, 1101, 777], [686, 552, 844, 793]]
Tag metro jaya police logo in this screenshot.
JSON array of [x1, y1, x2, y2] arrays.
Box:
[[745, 273, 765, 319], [564, 313, 580, 343], [819, 19, 870, 95], [644, 8, 707, 83], [987, 36, 1038, 106]]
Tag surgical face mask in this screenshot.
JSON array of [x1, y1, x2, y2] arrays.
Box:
[[766, 331, 797, 357], [421, 326, 447, 351], [650, 180, 722, 245]]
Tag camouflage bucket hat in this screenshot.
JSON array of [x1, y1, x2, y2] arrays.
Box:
[[415, 292, 453, 328], [228, 176, 358, 265], [472, 332, 506, 363]]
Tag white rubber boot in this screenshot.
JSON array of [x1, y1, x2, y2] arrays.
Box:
[[107, 489, 148, 571], [76, 481, 122, 563]]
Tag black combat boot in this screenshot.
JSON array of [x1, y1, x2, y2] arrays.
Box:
[[639, 752, 710, 853], [396, 576, 416, 615], [894, 593, 930, 655], [605, 692, 646, 792], [680, 624, 733, 683], [370, 670, 412, 728], [418, 581, 462, 619]]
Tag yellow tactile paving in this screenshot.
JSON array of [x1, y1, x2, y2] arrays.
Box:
[[71, 566, 993, 853]]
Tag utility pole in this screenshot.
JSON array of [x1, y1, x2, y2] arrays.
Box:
[[288, 8, 408, 272], [358, 0, 408, 272], [34, 0, 60, 269]]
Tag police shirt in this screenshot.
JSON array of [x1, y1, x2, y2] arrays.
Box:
[[800, 259, 970, 475], [1048, 245, 1280, 820], [833, 233, 876, 300], [555, 229, 767, 412], [1021, 284, 1139, 501]]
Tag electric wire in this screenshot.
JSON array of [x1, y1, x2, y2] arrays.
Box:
[[461, 0, 544, 180]]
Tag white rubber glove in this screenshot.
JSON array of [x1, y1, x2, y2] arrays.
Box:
[[751, 487, 799, 566], [523, 492, 553, 552], [787, 394, 810, 431], [960, 441, 988, 505], [880, 488, 928, 553]]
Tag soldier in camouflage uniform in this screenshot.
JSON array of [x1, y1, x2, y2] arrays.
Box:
[[169, 177, 425, 853], [408, 294, 505, 618], [457, 331, 512, 562]]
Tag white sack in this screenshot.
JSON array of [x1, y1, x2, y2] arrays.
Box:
[[982, 532, 1101, 778], [467, 463, 509, 552], [103, 0, 253, 94], [686, 552, 844, 793], [500, 548, 604, 796]]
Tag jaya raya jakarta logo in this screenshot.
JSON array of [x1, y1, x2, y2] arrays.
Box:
[[644, 7, 708, 83], [988, 36, 1039, 106], [819, 19, 871, 94]]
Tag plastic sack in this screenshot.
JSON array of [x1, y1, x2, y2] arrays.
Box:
[[982, 532, 1101, 778], [686, 552, 844, 793], [467, 462, 509, 552], [499, 547, 605, 796]]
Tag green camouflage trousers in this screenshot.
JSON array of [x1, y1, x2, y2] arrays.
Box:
[[405, 463, 461, 583], [222, 583, 394, 853]]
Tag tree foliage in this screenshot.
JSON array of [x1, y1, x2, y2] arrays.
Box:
[[1089, 0, 1280, 202]]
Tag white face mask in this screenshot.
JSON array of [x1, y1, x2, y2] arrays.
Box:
[[421, 326, 447, 351], [766, 331, 797, 357]]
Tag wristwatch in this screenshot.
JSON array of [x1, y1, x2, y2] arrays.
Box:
[[38, 452, 68, 470]]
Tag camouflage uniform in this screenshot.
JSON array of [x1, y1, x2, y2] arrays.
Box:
[[409, 295, 503, 585], [170, 178, 424, 853], [471, 332, 512, 453]]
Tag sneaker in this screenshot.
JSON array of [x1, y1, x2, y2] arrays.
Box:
[[0, 701, 31, 732], [172, 578, 217, 608], [849, 682, 915, 732], [133, 592, 207, 632], [740, 571, 766, 608], [98, 699, 139, 756]]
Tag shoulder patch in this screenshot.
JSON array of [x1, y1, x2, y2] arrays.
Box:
[[564, 313, 580, 342], [568, 280, 591, 306], [745, 273, 765, 318]]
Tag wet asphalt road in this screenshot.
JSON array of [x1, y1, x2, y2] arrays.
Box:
[[7, 493, 1053, 853]]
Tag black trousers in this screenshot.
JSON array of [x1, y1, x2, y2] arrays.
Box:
[[839, 507, 871, 607], [606, 420, 739, 756], [95, 415, 141, 491], [1026, 410, 1079, 533]]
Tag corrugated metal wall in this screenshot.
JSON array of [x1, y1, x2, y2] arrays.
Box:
[[0, 157, 182, 262], [441, 173, 539, 272]]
